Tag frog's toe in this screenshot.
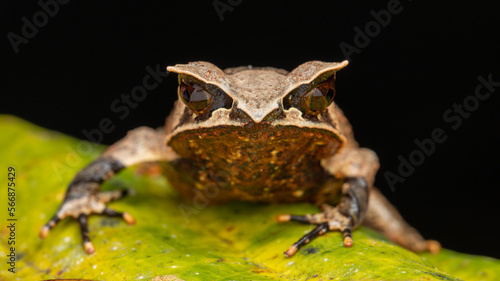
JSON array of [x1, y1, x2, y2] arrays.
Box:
[[77, 213, 95, 254], [39, 213, 61, 239], [276, 213, 328, 224], [101, 207, 136, 224], [283, 222, 329, 257], [75, 208, 135, 254], [424, 240, 441, 254]]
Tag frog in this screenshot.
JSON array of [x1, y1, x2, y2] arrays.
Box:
[[40, 60, 441, 257]]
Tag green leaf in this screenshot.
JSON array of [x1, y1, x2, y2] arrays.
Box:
[[1, 115, 499, 280]]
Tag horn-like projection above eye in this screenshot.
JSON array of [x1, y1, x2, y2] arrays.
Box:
[[178, 80, 214, 113]]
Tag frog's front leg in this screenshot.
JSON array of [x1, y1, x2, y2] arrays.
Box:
[[278, 148, 440, 257], [277, 148, 376, 257], [40, 127, 177, 254]]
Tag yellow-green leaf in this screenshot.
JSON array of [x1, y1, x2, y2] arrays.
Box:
[[0, 115, 499, 281]]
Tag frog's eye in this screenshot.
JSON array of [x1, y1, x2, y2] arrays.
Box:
[[178, 80, 214, 113], [300, 78, 335, 113]]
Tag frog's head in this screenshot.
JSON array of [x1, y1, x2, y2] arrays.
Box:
[[164, 61, 349, 179]]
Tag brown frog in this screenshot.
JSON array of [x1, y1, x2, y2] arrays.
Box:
[[40, 60, 441, 257]]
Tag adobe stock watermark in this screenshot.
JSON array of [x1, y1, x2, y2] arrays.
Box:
[[340, 0, 410, 61], [213, 0, 242, 21], [7, 0, 70, 54], [51, 64, 168, 182], [384, 73, 499, 191]]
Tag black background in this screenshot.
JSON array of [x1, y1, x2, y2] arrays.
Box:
[[2, 1, 499, 258]]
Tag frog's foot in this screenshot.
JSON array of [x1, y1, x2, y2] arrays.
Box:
[[277, 204, 356, 257], [277, 177, 369, 257], [39, 188, 135, 254]]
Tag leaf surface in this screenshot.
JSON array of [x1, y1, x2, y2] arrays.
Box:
[[1, 115, 499, 281]]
